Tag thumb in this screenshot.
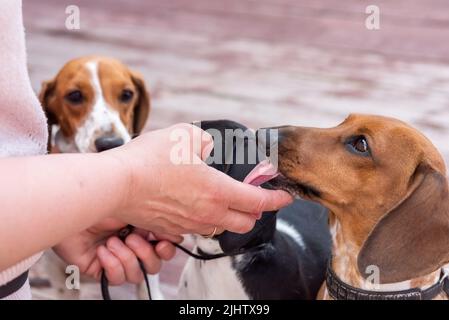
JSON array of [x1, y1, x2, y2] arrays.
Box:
[[191, 124, 214, 161], [201, 132, 214, 161]]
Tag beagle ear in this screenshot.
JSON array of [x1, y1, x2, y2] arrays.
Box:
[[38, 79, 58, 152], [130, 71, 150, 136], [358, 163, 449, 283]]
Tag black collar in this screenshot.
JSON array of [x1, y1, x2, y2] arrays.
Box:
[[326, 260, 449, 300]]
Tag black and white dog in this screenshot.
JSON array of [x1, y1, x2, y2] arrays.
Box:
[[178, 120, 331, 300]]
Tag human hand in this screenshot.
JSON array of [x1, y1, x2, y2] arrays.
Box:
[[106, 123, 293, 236], [53, 218, 181, 285]]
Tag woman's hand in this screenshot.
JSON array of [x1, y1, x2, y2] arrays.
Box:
[[0, 123, 291, 272], [53, 218, 181, 284], [106, 124, 293, 236]]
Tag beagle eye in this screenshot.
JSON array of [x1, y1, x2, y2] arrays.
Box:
[[65, 90, 83, 104], [346, 135, 370, 156], [119, 89, 134, 103]]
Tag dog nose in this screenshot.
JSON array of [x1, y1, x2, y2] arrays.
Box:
[[94, 136, 125, 152]]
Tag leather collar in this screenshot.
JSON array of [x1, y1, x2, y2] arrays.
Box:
[[326, 260, 449, 300]]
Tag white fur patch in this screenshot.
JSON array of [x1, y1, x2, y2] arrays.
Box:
[[178, 236, 249, 300], [67, 60, 131, 152], [329, 218, 443, 295], [138, 274, 164, 300], [53, 128, 78, 153], [276, 219, 306, 249]]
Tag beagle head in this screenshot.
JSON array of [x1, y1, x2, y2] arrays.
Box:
[[270, 114, 449, 283], [39, 56, 150, 153]]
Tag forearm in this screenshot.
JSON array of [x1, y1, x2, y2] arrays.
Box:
[[0, 152, 129, 270]]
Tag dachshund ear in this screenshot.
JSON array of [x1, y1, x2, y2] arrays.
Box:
[[130, 71, 150, 136], [358, 163, 449, 283], [38, 79, 57, 152]]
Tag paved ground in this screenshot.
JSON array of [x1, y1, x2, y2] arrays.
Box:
[[23, 0, 449, 299]]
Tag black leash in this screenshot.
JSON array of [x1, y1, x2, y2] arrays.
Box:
[[0, 271, 29, 299], [100, 225, 265, 300]]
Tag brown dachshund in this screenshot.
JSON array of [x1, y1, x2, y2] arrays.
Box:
[[270, 114, 449, 300]]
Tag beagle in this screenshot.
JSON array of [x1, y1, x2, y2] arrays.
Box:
[[268, 114, 449, 300], [37, 56, 155, 299], [39, 56, 150, 153]]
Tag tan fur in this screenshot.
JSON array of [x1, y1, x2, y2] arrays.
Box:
[[275, 114, 449, 300], [39, 55, 150, 151]]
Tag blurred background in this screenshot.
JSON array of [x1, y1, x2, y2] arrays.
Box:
[[23, 0, 449, 299]]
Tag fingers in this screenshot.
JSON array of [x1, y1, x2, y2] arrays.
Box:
[[185, 123, 213, 161], [197, 127, 214, 161], [151, 232, 184, 243], [84, 258, 102, 281], [195, 226, 225, 237], [133, 228, 184, 243], [125, 234, 163, 274], [154, 241, 177, 261], [200, 172, 292, 234], [171, 123, 213, 161], [225, 179, 293, 214], [97, 233, 178, 286], [106, 237, 143, 284], [97, 245, 126, 285], [149, 216, 215, 235], [218, 209, 257, 234]]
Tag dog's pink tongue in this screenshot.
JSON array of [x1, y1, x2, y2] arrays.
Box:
[[244, 160, 279, 219]]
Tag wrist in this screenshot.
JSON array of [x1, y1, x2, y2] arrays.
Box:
[[98, 150, 134, 219]]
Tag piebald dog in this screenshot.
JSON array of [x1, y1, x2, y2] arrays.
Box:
[[179, 120, 331, 300]]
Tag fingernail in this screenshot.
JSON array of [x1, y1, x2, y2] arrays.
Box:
[[97, 245, 107, 256], [108, 237, 122, 251], [157, 241, 169, 251], [283, 192, 294, 203], [126, 235, 140, 249], [252, 212, 263, 220], [202, 141, 214, 160]]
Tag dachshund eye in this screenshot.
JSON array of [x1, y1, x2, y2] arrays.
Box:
[[65, 90, 83, 104], [119, 89, 134, 103], [353, 136, 368, 153], [346, 136, 370, 156]]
